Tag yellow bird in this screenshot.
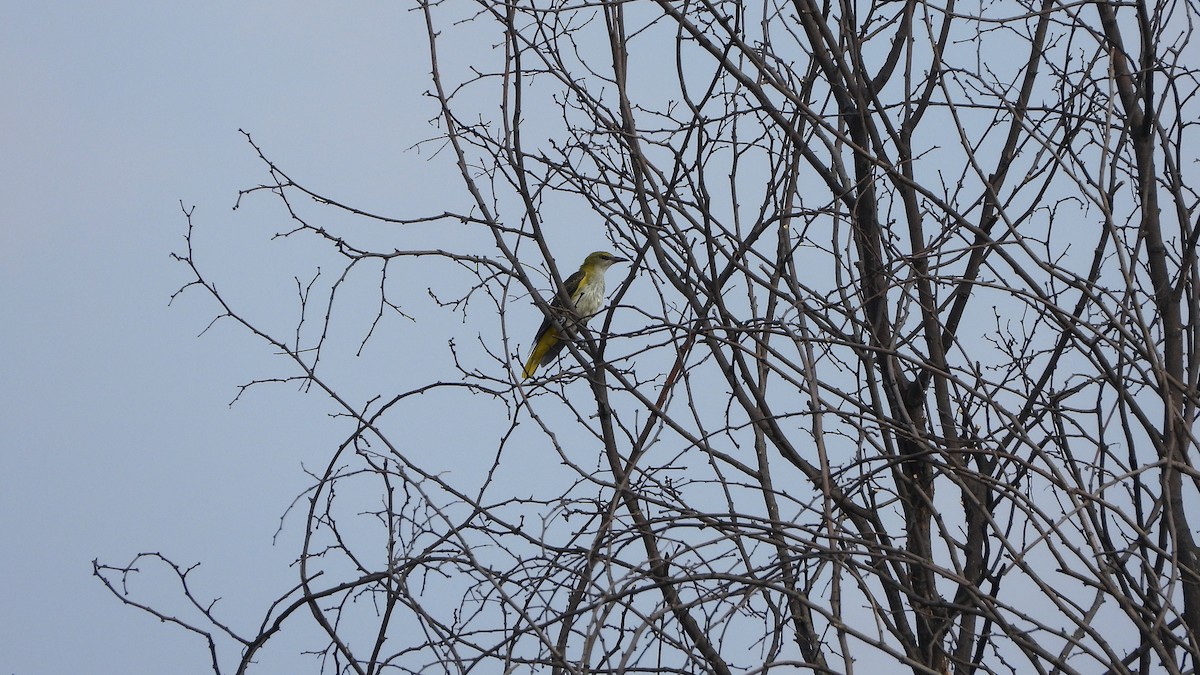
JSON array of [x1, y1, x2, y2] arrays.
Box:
[[522, 251, 628, 379]]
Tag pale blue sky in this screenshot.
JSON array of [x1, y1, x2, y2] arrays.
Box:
[[1, 3, 448, 672], [6, 2, 1170, 673]]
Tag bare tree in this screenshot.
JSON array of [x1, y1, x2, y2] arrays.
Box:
[[97, 0, 1200, 672]]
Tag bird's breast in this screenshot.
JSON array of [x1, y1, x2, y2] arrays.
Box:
[[574, 279, 605, 318]]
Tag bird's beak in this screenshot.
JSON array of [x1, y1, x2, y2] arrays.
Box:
[[612, 257, 629, 263]]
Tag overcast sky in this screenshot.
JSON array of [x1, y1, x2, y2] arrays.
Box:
[[1, 3, 450, 672], [10, 1, 1197, 673]]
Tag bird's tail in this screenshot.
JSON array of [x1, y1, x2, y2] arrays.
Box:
[[522, 332, 558, 379], [522, 350, 541, 379]]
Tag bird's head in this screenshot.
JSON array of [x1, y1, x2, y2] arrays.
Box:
[[583, 251, 628, 272]]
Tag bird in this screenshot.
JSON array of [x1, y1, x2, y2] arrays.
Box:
[[522, 251, 628, 379]]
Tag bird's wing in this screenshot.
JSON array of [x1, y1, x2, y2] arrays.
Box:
[[532, 268, 588, 343], [564, 267, 589, 305]]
